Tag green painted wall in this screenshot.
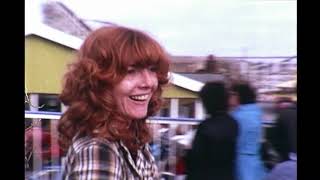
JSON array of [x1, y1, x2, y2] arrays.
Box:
[[162, 85, 198, 98], [25, 35, 76, 94]]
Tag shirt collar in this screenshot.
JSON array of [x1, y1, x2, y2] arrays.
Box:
[[118, 141, 143, 178]]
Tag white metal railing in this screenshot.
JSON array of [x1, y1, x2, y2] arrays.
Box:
[[25, 110, 276, 126], [25, 111, 275, 180], [25, 111, 202, 124]]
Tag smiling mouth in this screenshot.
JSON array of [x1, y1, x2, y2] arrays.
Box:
[[129, 95, 149, 101]]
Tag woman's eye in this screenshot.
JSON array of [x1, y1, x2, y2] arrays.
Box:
[[148, 66, 158, 72], [127, 67, 136, 74]]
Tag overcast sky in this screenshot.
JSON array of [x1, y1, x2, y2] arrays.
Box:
[[28, 0, 297, 58]]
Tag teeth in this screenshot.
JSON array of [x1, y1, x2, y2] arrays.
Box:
[[130, 95, 148, 101]]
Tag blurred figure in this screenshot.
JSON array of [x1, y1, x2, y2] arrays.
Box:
[[174, 125, 189, 176], [149, 124, 162, 163], [230, 82, 267, 180], [158, 123, 170, 172], [186, 82, 239, 180], [265, 153, 297, 180], [267, 94, 297, 162]]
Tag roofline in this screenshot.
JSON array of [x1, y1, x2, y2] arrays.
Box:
[[169, 73, 204, 92], [25, 22, 83, 49]]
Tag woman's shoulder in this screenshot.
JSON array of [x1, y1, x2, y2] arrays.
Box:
[[71, 136, 120, 155]]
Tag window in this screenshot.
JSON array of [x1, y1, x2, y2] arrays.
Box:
[[179, 99, 195, 118], [39, 94, 61, 112], [158, 99, 170, 117]]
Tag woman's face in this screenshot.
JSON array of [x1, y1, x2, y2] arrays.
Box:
[[112, 65, 158, 120]]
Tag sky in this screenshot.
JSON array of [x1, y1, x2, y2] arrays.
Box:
[[28, 0, 297, 59]]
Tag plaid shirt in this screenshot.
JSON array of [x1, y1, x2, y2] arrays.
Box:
[[62, 135, 160, 180]]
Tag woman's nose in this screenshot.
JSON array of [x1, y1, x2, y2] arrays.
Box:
[[139, 69, 155, 88]]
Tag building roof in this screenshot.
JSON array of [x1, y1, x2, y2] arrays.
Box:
[[26, 23, 83, 50], [169, 73, 204, 92], [170, 55, 207, 63], [178, 73, 225, 83]]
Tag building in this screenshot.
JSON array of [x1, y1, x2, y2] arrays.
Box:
[[25, 23, 224, 120]]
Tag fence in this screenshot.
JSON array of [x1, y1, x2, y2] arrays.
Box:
[[25, 111, 275, 180]]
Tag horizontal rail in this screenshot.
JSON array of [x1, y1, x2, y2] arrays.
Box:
[[25, 111, 275, 126]]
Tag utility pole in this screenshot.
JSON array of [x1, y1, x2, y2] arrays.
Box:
[[241, 47, 249, 81]]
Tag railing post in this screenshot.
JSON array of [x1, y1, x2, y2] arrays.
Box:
[[170, 99, 179, 118], [195, 99, 205, 120], [169, 98, 179, 174], [29, 94, 39, 111], [32, 119, 43, 172], [61, 103, 68, 113]]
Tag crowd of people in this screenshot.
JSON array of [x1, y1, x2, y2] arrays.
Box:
[[185, 82, 296, 180]]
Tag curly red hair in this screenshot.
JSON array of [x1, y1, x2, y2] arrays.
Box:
[[58, 26, 170, 152]]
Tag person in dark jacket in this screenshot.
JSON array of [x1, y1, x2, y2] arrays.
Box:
[[186, 82, 239, 180], [267, 97, 297, 162]]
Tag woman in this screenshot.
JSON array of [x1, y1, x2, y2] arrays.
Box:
[[58, 25, 170, 179], [230, 82, 267, 180], [186, 82, 239, 180]]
